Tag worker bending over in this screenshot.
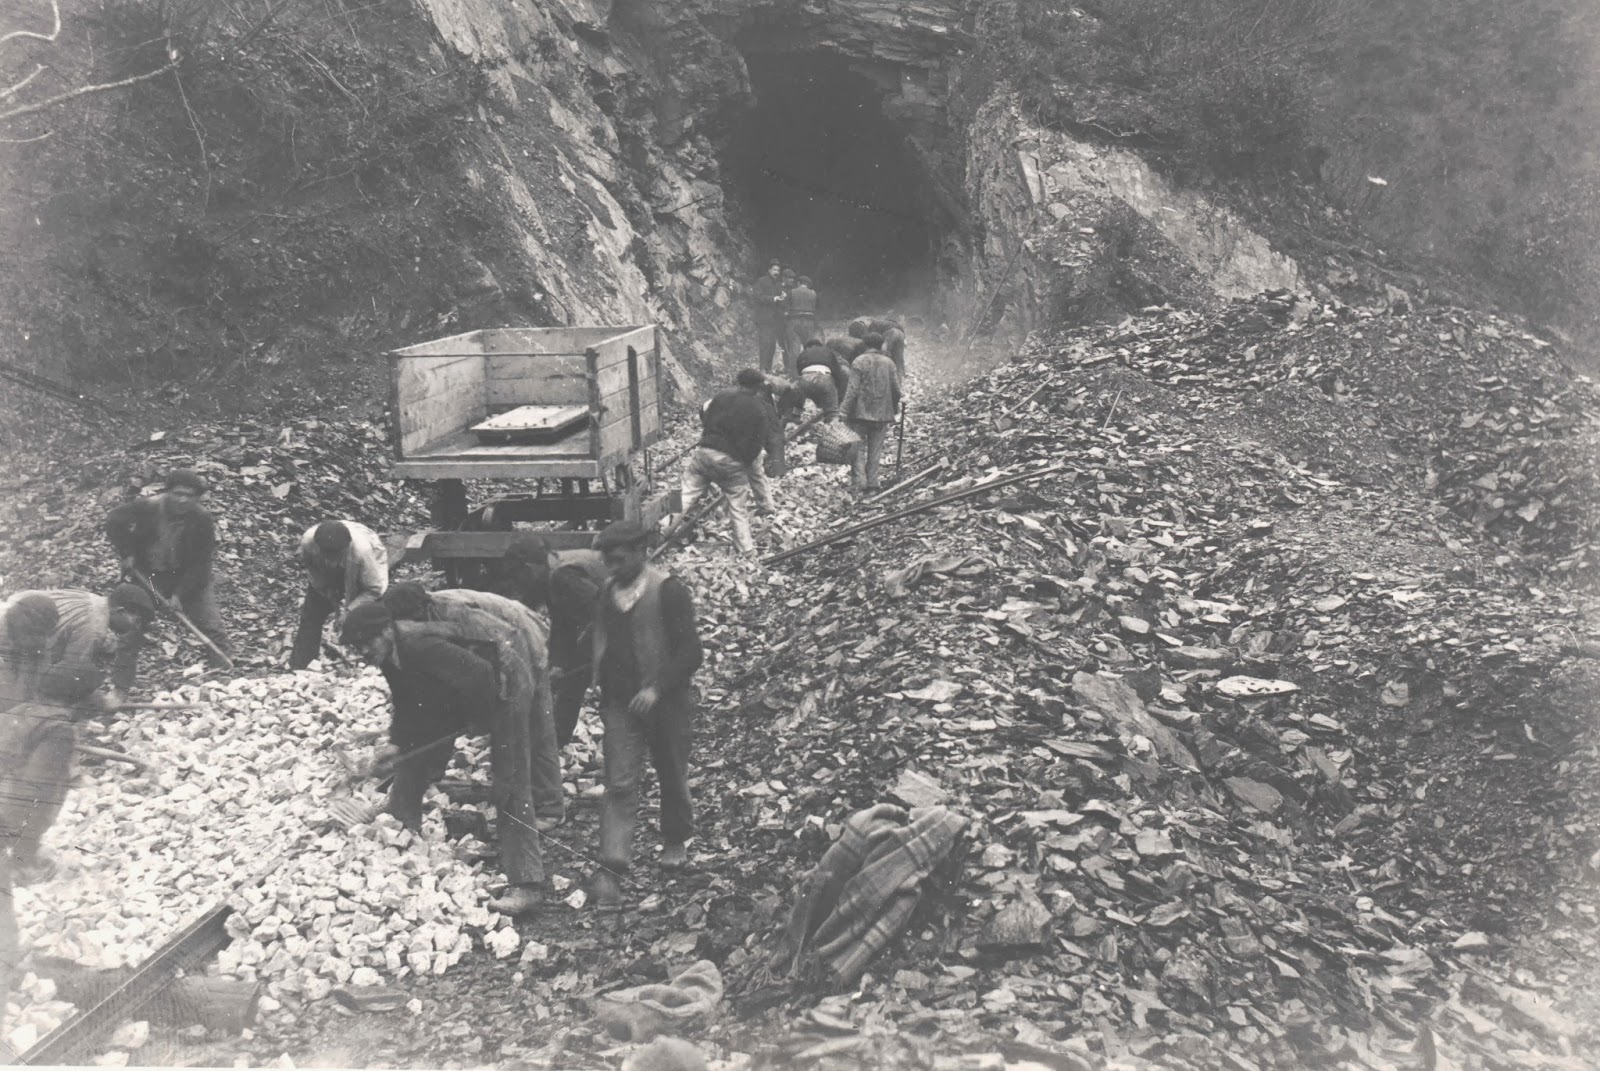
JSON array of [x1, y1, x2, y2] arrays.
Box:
[[500, 533, 607, 749], [1, 585, 155, 710], [784, 338, 849, 423], [340, 599, 549, 916], [291, 520, 390, 669], [849, 316, 906, 378], [680, 369, 776, 558], [383, 582, 564, 831], [590, 521, 705, 910], [104, 468, 231, 669]]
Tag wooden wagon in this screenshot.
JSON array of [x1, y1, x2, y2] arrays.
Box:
[[386, 325, 678, 571]]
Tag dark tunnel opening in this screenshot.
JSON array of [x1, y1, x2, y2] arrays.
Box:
[[723, 51, 943, 318]]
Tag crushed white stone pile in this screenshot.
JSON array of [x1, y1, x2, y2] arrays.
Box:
[[11, 667, 516, 1033]]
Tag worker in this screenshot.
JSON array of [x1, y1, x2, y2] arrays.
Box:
[[0, 591, 110, 888], [383, 582, 564, 831], [590, 520, 705, 910], [340, 600, 548, 916], [0, 594, 59, 713], [751, 261, 787, 374], [848, 316, 906, 378], [784, 275, 819, 375], [104, 468, 231, 669], [680, 369, 774, 557], [840, 333, 902, 494], [290, 520, 391, 670], [752, 373, 788, 511], [499, 533, 607, 748], [1, 585, 156, 712], [827, 335, 867, 366], [783, 338, 847, 423]]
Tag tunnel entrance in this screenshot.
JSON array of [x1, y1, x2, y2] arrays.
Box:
[[723, 51, 944, 317]]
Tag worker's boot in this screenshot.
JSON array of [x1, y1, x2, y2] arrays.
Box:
[[488, 884, 543, 917], [592, 869, 623, 912], [660, 842, 689, 873]]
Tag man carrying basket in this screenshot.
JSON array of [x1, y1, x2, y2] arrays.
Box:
[[839, 334, 902, 494]]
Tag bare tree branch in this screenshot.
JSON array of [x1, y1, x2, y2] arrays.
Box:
[[0, 0, 62, 46], [0, 56, 177, 123]]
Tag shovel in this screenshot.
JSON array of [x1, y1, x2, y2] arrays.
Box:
[[324, 730, 464, 830], [128, 569, 236, 671]]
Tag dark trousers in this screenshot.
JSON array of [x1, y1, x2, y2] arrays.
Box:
[[552, 664, 591, 749], [387, 719, 545, 886], [289, 587, 339, 669], [757, 322, 780, 374], [117, 580, 232, 685], [599, 690, 694, 873], [785, 315, 817, 372]]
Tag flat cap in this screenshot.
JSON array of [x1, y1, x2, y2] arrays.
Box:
[[108, 582, 156, 619], [504, 532, 553, 564], [340, 601, 393, 646], [594, 519, 648, 550], [382, 581, 433, 621]]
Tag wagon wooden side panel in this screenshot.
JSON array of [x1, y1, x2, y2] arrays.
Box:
[[592, 325, 661, 466]]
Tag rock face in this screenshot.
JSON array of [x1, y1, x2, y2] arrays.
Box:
[[954, 95, 1301, 344]]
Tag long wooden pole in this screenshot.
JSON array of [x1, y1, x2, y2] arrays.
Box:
[[129, 569, 235, 670], [761, 462, 1068, 566]]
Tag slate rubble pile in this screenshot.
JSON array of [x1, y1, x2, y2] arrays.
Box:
[[661, 311, 1598, 1069]]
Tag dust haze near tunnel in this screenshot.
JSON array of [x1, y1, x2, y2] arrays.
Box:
[[723, 52, 943, 319]]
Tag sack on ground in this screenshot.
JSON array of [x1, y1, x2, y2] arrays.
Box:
[[814, 421, 860, 466], [595, 959, 723, 1043]]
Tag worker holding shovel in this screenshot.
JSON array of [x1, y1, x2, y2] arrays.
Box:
[[104, 469, 233, 675]]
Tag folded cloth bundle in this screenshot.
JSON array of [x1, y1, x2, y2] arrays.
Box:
[[596, 959, 724, 1043], [786, 803, 968, 985]]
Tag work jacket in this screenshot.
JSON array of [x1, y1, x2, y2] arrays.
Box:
[[786, 284, 817, 317], [752, 276, 786, 326], [300, 522, 389, 608], [699, 388, 770, 464], [0, 590, 118, 707], [797, 343, 849, 398], [592, 566, 703, 705], [106, 496, 218, 601], [841, 350, 902, 424]]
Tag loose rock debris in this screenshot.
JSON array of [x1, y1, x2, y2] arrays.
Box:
[[0, 300, 1597, 1068]]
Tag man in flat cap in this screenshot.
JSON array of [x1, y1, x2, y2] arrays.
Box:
[[105, 468, 231, 669], [340, 599, 548, 916], [500, 532, 608, 749], [590, 520, 704, 910], [290, 519, 391, 670]]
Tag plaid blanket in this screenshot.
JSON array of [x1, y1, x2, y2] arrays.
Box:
[[787, 803, 968, 985]]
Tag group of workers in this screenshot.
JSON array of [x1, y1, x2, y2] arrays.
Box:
[[0, 466, 710, 1019], [0, 264, 911, 1017], [675, 267, 913, 556]]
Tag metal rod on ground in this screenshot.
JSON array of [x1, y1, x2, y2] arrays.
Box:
[[74, 744, 159, 771], [128, 569, 235, 671], [1101, 389, 1124, 431], [862, 459, 948, 506], [893, 402, 906, 483], [1004, 384, 1047, 419], [762, 462, 1069, 566]]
